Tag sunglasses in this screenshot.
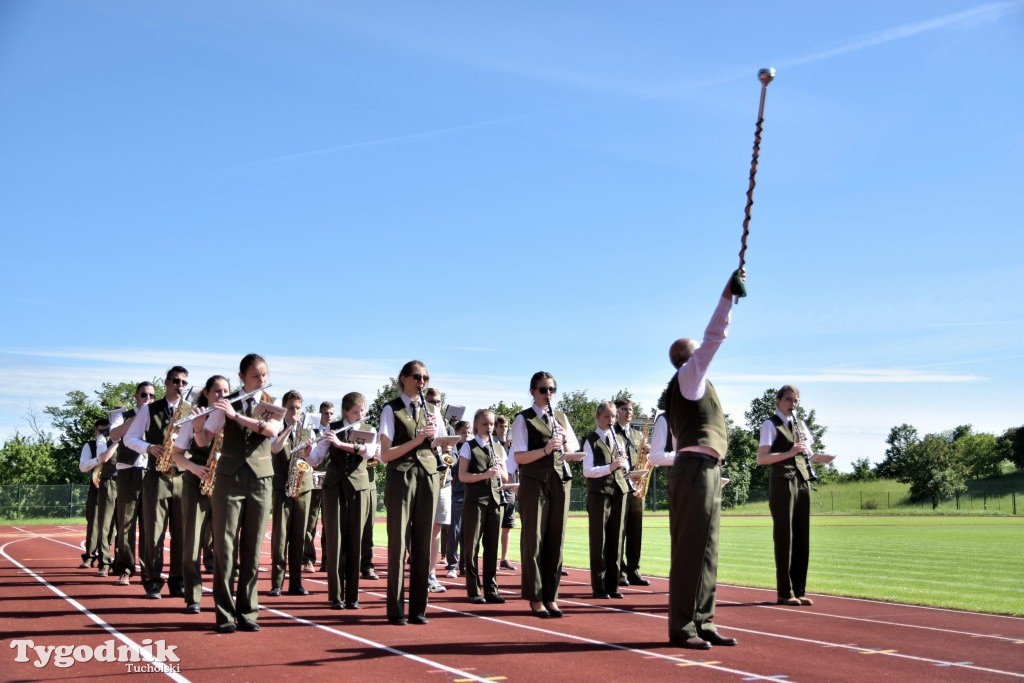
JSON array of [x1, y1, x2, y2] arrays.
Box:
[[170, 378, 189, 387], [537, 387, 557, 395], [139, 392, 155, 399], [412, 373, 430, 383]]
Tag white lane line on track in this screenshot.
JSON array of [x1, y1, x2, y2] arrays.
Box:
[[18, 531, 492, 682], [292, 575, 787, 682], [0, 537, 190, 683]]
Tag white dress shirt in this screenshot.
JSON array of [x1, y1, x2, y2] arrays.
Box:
[[308, 421, 379, 468], [583, 427, 623, 478], [79, 436, 107, 473]]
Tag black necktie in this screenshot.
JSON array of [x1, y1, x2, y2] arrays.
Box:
[[409, 402, 417, 422]]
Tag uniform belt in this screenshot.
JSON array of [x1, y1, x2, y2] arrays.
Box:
[[675, 450, 719, 464]]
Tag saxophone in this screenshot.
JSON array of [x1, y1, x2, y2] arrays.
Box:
[[200, 429, 224, 497], [157, 399, 190, 473], [285, 455, 311, 498], [632, 408, 655, 500]]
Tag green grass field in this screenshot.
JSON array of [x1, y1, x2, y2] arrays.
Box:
[[13, 512, 1024, 616], [563, 514, 1024, 616]]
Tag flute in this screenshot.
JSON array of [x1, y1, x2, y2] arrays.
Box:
[[173, 384, 273, 427]]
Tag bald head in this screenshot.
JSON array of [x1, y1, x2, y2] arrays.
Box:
[[669, 338, 699, 369]]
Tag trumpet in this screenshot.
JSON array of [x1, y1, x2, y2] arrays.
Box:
[[173, 384, 273, 427], [418, 389, 448, 471]]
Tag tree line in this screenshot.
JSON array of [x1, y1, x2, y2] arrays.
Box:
[[3, 379, 1021, 512]]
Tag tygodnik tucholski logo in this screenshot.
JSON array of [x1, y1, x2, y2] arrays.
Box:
[[10, 638, 181, 673]]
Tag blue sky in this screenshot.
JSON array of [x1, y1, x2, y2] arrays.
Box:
[[2, 1, 1022, 470]]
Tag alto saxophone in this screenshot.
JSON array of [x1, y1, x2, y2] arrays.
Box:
[[285, 454, 311, 498], [632, 408, 655, 500], [157, 400, 190, 473], [200, 429, 224, 497]]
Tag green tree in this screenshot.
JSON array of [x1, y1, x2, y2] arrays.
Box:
[[0, 433, 57, 485], [365, 378, 400, 428], [489, 400, 525, 425], [901, 434, 968, 508], [849, 457, 876, 481], [722, 415, 755, 508], [43, 381, 144, 484], [997, 426, 1024, 469], [555, 389, 598, 444], [875, 423, 919, 479], [955, 432, 1002, 479]]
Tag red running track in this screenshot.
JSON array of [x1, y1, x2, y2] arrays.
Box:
[[1, 524, 1022, 682]]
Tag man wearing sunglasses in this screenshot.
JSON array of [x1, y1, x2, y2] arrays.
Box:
[[125, 366, 191, 600], [110, 382, 156, 586]]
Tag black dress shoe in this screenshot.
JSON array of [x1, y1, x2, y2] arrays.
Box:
[[592, 591, 610, 599], [409, 615, 428, 625], [144, 589, 161, 600], [560, 569, 569, 576], [468, 596, 486, 604], [671, 635, 710, 650], [388, 617, 408, 626], [237, 619, 260, 632], [185, 603, 201, 614], [345, 602, 360, 610], [530, 605, 550, 618], [627, 574, 651, 587], [218, 623, 237, 634], [701, 631, 738, 647], [287, 587, 310, 596], [618, 575, 629, 586], [268, 587, 282, 597], [544, 604, 563, 618], [608, 591, 624, 599], [330, 601, 344, 610], [485, 594, 506, 604]]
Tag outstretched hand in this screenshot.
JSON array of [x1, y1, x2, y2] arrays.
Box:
[[724, 268, 747, 300]]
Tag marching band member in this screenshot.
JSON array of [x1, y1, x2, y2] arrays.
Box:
[[445, 420, 470, 580], [511, 371, 579, 618], [268, 390, 314, 598], [171, 375, 230, 614], [427, 389, 452, 594], [614, 399, 651, 587], [582, 401, 629, 599], [495, 415, 517, 571], [757, 385, 814, 607], [78, 418, 117, 571], [303, 401, 334, 573], [308, 391, 378, 610], [378, 360, 442, 626], [649, 270, 744, 650], [125, 366, 191, 600], [110, 382, 154, 586], [459, 409, 507, 604], [197, 353, 282, 633]]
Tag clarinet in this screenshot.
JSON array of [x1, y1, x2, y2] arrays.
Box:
[[547, 404, 572, 481], [794, 416, 817, 482], [418, 389, 447, 472]]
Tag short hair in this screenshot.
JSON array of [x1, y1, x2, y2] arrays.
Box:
[[341, 392, 365, 413], [136, 381, 154, 397], [95, 418, 110, 430], [614, 398, 633, 410], [166, 366, 188, 380], [596, 400, 616, 416], [282, 390, 303, 406], [775, 385, 800, 400], [319, 401, 334, 411], [494, 414, 509, 426], [425, 388, 441, 401], [454, 420, 470, 433]]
